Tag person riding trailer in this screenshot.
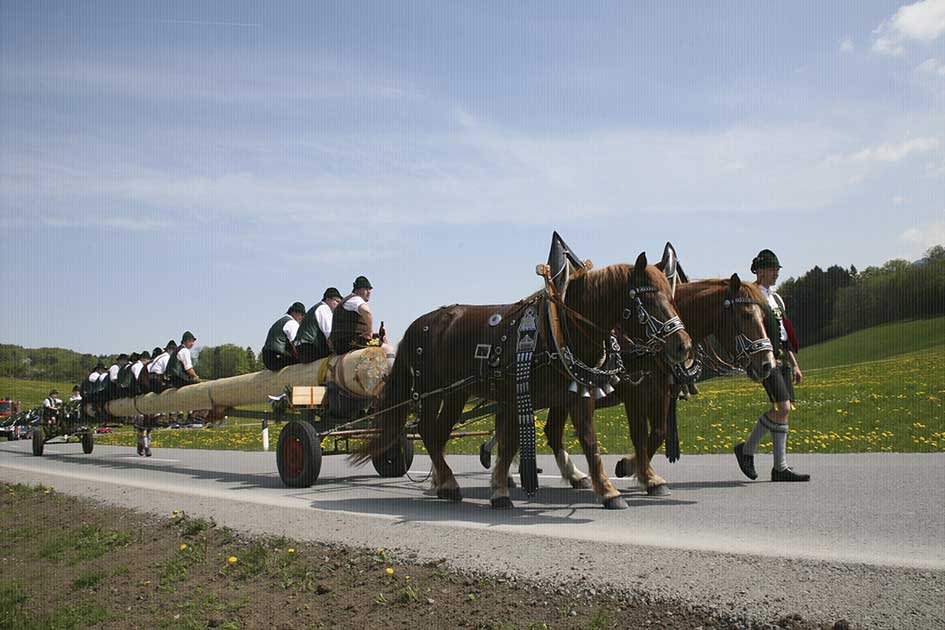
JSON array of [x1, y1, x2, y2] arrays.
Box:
[[81, 362, 108, 402], [262, 302, 306, 371], [330, 276, 395, 369], [166, 332, 200, 389], [734, 249, 809, 482], [148, 341, 176, 394], [105, 354, 130, 400], [297, 287, 342, 362]]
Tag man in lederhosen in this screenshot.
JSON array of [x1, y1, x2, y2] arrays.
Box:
[[330, 276, 395, 368], [130, 350, 156, 456], [734, 249, 809, 482], [297, 287, 342, 363], [261, 302, 306, 370], [148, 341, 176, 394]]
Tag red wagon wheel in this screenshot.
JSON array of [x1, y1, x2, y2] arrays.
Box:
[[276, 420, 322, 487]]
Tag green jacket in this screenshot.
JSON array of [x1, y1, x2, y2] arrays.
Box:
[[263, 315, 292, 355], [296, 302, 330, 354]]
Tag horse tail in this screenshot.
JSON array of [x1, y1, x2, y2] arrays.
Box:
[[349, 323, 416, 466]]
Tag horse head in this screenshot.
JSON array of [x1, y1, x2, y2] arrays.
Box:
[[715, 274, 775, 382], [625, 251, 693, 367]]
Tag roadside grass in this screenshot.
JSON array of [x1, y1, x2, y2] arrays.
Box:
[[0, 376, 75, 409], [798, 315, 945, 369], [4, 483, 757, 630]]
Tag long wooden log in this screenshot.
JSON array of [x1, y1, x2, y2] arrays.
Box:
[[87, 347, 389, 418]]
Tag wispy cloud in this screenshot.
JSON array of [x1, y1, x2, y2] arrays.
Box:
[[916, 58, 945, 76], [900, 218, 945, 249], [873, 0, 945, 56], [840, 37, 855, 52], [831, 137, 941, 163]]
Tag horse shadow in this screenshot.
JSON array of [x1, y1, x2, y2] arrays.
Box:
[[7, 447, 286, 491]]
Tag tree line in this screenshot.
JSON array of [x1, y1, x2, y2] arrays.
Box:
[[779, 245, 945, 345]]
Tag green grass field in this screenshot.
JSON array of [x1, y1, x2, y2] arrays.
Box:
[[7, 316, 945, 455]]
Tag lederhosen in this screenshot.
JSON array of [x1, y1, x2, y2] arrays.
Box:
[[329, 295, 373, 354], [761, 291, 795, 404], [262, 315, 298, 371], [296, 302, 332, 363], [149, 353, 168, 394]]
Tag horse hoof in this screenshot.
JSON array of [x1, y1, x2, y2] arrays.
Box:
[[437, 488, 463, 502], [603, 495, 628, 510], [506, 477, 516, 489], [570, 477, 592, 490], [646, 484, 670, 497], [614, 459, 629, 478], [491, 497, 514, 510]]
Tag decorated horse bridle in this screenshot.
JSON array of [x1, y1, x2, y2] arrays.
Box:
[[722, 295, 774, 368], [622, 285, 686, 354]]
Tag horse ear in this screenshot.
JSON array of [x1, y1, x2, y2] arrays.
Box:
[[729, 273, 741, 295], [632, 251, 648, 284]]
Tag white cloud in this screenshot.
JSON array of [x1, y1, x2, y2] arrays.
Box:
[[840, 37, 855, 52], [848, 137, 940, 162], [900, 219, 945, 248], [915, 58, 945, 75], [893, 195, 906, 205], [873, 0, 945, 55]]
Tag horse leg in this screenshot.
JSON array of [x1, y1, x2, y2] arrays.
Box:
[[571, 398, 626, 509], [625, 397, 650, 492], [435, 394, 468, 502], [642, 393, 670, 495], [417, 398, 460, 501], [490, 404, 516, 509], [544, 406, 590, 489]]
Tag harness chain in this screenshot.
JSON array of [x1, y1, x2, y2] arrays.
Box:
[[515, 306, 540, 496]]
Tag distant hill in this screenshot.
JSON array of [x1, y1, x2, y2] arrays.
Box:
[[798, 315, 945, 370], [0, 345, 103, 384]]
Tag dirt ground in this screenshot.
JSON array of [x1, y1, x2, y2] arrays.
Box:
[[0, 482, 853, 630]]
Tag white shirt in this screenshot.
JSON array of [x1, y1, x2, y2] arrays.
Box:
[[283, 318, 300, 344], [69, 394, 82, 402], [149, 352, 170, 374], [131, 361, 146, 379], [315, 303, 333, 337], [88, 372, 103, 383], [758, 285, 788, 342], [343, 295, 368, 313], [178, 346, 194, 371], [43, 396, 62, 409], [108, 364, 121, 382]]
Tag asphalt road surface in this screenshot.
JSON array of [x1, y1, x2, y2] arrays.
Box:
[[2, 439, 943, 629]]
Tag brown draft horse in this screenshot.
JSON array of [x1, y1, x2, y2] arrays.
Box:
[[543, 274, 776, 495], [352, 252, 692, 509]]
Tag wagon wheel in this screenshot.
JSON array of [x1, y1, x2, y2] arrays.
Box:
[[81, 432, 94, 455], [371, 431, 414, 478], [276, 420, 323, 488], [32, 428, 45, 456]]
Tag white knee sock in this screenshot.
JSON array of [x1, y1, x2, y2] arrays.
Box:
[[744, 413, 777, 454], [771, 422, 788, 471]]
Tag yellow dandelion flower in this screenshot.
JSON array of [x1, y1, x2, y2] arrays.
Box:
[[180, 543, 188, 551], [386, 567, 394, 575], [287, 548, 296, 553], [228, 556, 238, 564]]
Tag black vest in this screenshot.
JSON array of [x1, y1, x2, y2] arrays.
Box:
[[263, 315, 292, 355], [166, 347, 185, 381], [297, 302, 330, 354]]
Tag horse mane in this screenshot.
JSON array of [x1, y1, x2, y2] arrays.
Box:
[[565, 264, 631, 328]]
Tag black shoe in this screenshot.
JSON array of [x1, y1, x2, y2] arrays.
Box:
[[771, 467, 809, 482], [145, 447, 152, 457], [734, 442, 757, 480]]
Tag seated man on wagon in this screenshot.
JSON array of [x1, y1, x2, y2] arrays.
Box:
[[297, 287, 342, 363], [262, 302, 306, 370], [166, 332, 200, 389], [81, 362, 108, 402], [105, 353, 130, 400], [330, 276, 395, 369], [148, 341, 176, 394]]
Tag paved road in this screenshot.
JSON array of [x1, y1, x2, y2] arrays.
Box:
[[2, 439, 943, 628]]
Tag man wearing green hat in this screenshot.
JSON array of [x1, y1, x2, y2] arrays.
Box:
[[734, 249, 809, 482], [297, 288, 343, 363], [262, 302, 306, 370], [331, 276, 395, 368]]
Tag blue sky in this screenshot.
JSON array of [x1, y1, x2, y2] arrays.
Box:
[[2, 1, 944, 355]]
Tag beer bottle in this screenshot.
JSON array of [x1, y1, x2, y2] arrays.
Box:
[[378, 321, 386, 342]]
